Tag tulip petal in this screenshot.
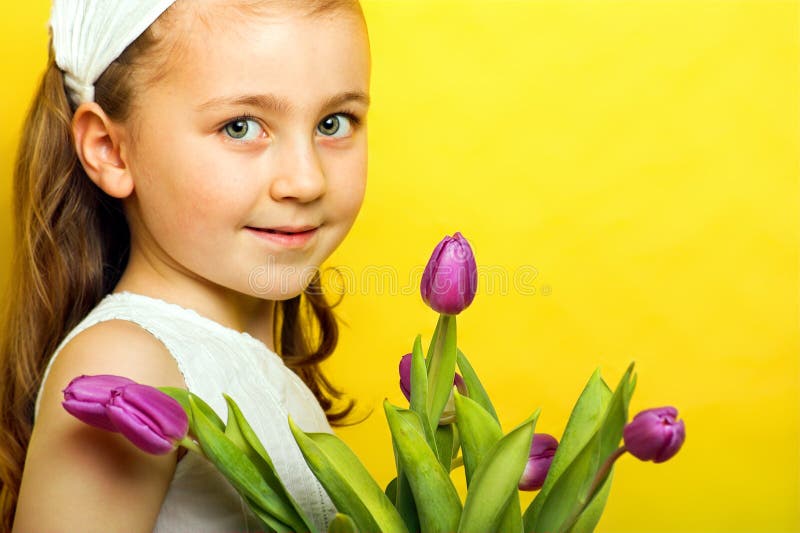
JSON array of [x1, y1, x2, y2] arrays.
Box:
[[63, 374, 136, 403], [107, 403, 174, 454], [62, 399, 119, 432], [623, 406, 685, 463], [105, 384, 189, 455], [453, 372, 468, 396], [420, 238, 448, 305], [519, 433, 559, 491], [519, 450, 556, 491], [654, 419, 686, 463], [116, 384, 189, 438], [420, 233, 478, 315], [398, 353, 412, 402], [61, 374, 138, 432]]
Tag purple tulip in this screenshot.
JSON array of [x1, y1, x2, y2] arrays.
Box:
[[62, 374, 137, 431], [106, 384, 189, 455], [518, 433, 559, 491], [399, 353, 467, 402], [421, 232, 478, 315], [399, 353, 413, 400], [623, 406, 685, 463]]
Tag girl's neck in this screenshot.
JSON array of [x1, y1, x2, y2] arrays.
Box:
[[113, 264, 278, 352]]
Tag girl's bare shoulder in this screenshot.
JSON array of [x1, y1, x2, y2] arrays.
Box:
[[41, 318, 187, 409]]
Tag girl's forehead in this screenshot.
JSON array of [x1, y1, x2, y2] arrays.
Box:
[[148, 5, 370, 111], [166, 0, 355, 21], [160, 0, 366, 40]]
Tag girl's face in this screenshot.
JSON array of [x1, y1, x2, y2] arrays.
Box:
[[121, 3, 370, 300]]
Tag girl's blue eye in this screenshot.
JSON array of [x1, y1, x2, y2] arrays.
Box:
[[223, 118, 263, 141], [317, 114, 355, 138]]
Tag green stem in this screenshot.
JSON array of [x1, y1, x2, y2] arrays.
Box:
[[179, 436, 204, 456], [426, 313, 456, 424], [558, 445, 627, 533], [425, 313, 445, 369]]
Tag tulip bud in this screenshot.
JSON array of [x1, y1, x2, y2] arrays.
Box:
[[420, 232, 477, 315], [399, 353, 468, 401], [398, 353, 468, 425], [62, 374, 137, 431], [106, 384, 189, 455], [518, 433, 559, 491], [399, 353, 413, 401], [623, 406, 685, 463]]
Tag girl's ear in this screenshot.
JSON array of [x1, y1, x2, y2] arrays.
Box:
[[72, 103, 134, 199]]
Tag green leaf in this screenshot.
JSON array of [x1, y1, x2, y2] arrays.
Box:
[[528, 364, 636, 533], [411, 334, 437, 453], [187, 396, 306, 531], [425, 313, 443, 367], [387, 425, 420, 532], [159, 386, 224, 432], [571, 469, 614, 533], [328, 513, 359, 533], [223, 395, 314, 532], [394, 471, 420, 533], [455, 349, 499, 422], [496, 495, 523, 533], [384, 401, 462, 532], [435, 424, 455, 471], [384, 477, 397, 503], [458, 411, 539, 533], [223, 394, 275, 468], [289, 418, 409, 533], [244, 495, 294, 533], [523, 369, 612, 530], [451, 424, 462, 460], [453, 391, 503, 486], [427, 314, 458, 427], [410, 335, 427, 416]]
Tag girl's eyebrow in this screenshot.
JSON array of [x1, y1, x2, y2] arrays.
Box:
[[195, 91, 370, 113]]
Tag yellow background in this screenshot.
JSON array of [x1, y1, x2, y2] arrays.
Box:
[[1, 1, 798, 531]]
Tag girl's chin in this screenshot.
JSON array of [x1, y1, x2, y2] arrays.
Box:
[[243, 271, 325, 301]]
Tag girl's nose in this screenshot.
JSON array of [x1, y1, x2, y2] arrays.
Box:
[[269, 137, 327, 203]]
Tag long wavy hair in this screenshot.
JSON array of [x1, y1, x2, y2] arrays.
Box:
[[0, 1, 364, 528]]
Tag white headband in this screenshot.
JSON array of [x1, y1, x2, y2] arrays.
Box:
[[50, 0, 178, 105]]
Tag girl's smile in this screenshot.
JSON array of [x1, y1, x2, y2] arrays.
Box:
[[244, 225, 320, 250]]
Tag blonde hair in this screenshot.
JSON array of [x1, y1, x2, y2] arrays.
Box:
[[0, 1, 365, 528]]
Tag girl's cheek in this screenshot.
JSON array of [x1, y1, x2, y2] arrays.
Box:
[[337, 180, 367, 217]]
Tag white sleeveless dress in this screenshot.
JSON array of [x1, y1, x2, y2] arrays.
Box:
[[34, 291, 338, 532]]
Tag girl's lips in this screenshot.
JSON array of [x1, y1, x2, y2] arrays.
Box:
[[267, 225, 318, 233], [245, 226, 318, 249]]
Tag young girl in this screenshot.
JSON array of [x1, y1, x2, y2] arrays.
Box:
[[0, 0, 370, 530]]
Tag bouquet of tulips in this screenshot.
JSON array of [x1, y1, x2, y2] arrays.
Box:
[[63, 232, 685, 532]]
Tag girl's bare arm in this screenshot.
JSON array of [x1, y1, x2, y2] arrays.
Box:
[[13, 319, 187, 532]]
